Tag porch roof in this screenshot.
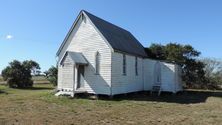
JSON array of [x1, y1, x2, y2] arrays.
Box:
[[67, 51, 88, 65]]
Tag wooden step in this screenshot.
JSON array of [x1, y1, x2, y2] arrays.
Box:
[[152, 85, 161, 91], [55, 88, 87, 97], [75, 88, 87, 93], [151, 85, 162, 96]]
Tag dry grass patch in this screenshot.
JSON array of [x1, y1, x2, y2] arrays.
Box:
[[0, 84, 222, 125]]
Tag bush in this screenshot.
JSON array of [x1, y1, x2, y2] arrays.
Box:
[[44, 66, 58, 86], [1, 60, 40, 88]]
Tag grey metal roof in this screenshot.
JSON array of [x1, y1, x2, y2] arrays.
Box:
[[57, 10, 148, 57], [83, 10, 147, 57]]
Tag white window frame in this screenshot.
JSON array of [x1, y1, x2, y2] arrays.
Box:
[[135, 57, 138, 76], [95, 51, 100, 75], [123, 54, 126, 75]]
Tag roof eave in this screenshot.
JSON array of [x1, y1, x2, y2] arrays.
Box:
[[82, 11, 114, 53], [56, 10, 84, 56]]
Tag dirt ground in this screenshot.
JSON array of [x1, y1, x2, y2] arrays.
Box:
[[0, 84, 222, 125]]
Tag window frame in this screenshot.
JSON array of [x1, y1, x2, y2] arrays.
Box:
[[95, 51, 100, 75], [135, 57, 138, 76], [123, 54, 127, 75]]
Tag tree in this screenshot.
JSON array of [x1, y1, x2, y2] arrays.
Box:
[[145, 43, 166, 60], [202, 58, 222, 77], [1, 60, 40, 88], [145, 43, 206, 88], [23, 60, 41, 76], [44, 66, 58, 86], [201, 58, 222, 89]]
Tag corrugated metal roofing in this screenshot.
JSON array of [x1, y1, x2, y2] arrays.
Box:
[[83, 10, 147, 57], [68, 51, 88, 65]]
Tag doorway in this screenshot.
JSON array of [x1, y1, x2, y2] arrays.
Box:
[[77, 65, 85, 89], [154, 62, 161, 86]]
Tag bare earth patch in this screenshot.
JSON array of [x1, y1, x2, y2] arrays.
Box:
[[0, 84, 222, 125]]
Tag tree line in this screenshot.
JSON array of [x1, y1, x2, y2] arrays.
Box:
[[1, 43, 222, 89], [145, 43, 222, 89]]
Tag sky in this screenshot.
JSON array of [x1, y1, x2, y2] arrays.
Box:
[[0, 0, 222, 72]]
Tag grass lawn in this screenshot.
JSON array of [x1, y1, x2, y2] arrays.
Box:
[[0, 76, 49, 84], [0, 76, 3, 82], [0, 84, 222, 125], [32, 76, 50, 84]]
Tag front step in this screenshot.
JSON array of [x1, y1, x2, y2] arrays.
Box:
[[55, 88, 87, 97], [55, 91, 74, 97], [75, 88, 87, 94], [151, 85, 162, 96]]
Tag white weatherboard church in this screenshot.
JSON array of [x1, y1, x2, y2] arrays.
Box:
[[56, 10, 182, 97]]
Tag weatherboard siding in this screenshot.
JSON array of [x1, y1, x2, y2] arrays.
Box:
[[58, 15, 111, 95], [160, 63, 175, 92], [111, 52, 144, 95], [58, 15, 83, 62], [57, 66, 63, 89], [143, 59, 156, 90], [143, 59, 182, 93], [174, 65, 183, 92], [58, 55, 74, 89], [57, 10, 183, 95]]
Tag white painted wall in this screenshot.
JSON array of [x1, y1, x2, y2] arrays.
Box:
[[143, 59, 156, 90], [175, 65, 183, 92], [58, 54, 74, 90], [111, 52, 144, 95], [143, 59, 182, 93], [58, 14, 112, 95], [161, 63, 176, 92], [57, 13, 183, 95]]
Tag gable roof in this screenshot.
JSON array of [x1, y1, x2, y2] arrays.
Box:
[[57, 10, 147, 57]]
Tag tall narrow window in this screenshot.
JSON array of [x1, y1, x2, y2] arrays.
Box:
[[123, 54, 126, 75], [155, 62, 161, 85], [81, 13, 86, 23], [135, 57, 138, 76], [95, 52, 100, 74]]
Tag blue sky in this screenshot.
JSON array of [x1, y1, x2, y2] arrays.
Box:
[[0, 0, 222, 72]]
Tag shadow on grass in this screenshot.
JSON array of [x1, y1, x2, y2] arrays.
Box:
[[1, 82, 53, 91], [74, 90, 222, 104], [23, 87, 53, 90], [14, 86, 54, 91], [0, 90, 8, 94]]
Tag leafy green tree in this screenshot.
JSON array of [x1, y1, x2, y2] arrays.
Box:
[[44, 66, 58, 86], [145, 43, 206, 88], [145, 43, 166, 60], [23, 60, 41, 76], [1, 60, 40, 88]]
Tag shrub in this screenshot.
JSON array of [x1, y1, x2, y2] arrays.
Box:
[[44, 66, 58, 86], [1, 60, 40, 88]]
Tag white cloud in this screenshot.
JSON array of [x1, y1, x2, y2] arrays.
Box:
[[6, 35, 13, 40]]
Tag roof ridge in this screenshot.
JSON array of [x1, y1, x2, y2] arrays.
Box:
[[82, 10, 130, 33], [82, 10, 147, 57], [57, 10, 147, 57]]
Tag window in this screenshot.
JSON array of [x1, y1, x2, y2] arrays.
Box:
[[135, 57, 138, 76], [155, 62, 161, 84], [157, 74, 161, 83], [123, 54, 126, 75], [95, 52, 100, 74], [82, 13, 86, 23]]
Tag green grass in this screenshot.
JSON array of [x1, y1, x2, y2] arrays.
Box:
[[0, 84, 222, 125], [0, 76, 3, 82], [0, 76, 49, 84], [32, 76, 50, 84]]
